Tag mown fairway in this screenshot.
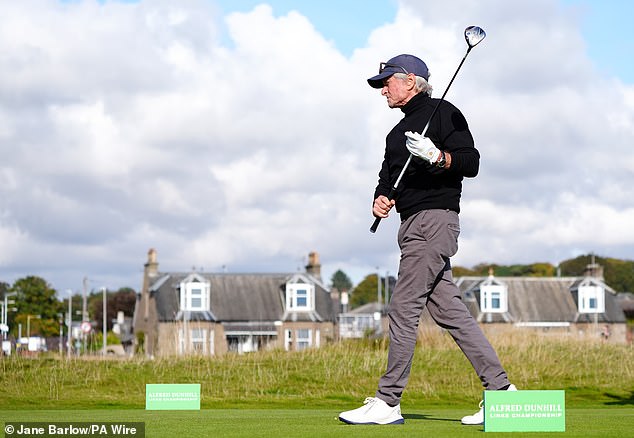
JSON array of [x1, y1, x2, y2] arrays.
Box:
[[1, 408, 633, 438], [1, 330, 632, 437]]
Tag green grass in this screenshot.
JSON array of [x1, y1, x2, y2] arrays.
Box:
[[1, 408, 633, 438], [1, 330, 633, 436]]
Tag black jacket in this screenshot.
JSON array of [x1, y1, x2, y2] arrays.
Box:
[[373, 92, 479, 220]]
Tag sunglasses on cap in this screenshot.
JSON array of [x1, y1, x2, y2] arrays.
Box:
[[379, 62, 409, 75]]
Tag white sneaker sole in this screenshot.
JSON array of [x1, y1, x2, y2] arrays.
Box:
[[338, 416, 404, 425], [461, 384, 518, 425]]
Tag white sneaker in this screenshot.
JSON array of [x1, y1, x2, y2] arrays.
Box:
[[339, 397, 404, 425], [461, 384, 517, 425]]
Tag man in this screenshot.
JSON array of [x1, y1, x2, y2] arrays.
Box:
[[338, 54, 516, 426]]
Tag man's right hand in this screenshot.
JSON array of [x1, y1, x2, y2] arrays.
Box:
[[373, 195, 395, 218]]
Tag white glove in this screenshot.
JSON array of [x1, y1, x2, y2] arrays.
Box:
[[405, 131, 441, 164]]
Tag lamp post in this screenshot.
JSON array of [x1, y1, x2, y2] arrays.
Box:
[[82, 277, 89, 323], [376, 267, 382, 335], [27, 314, 41, 339], [0, 302, 6, 340], [67, 289, 72, 359], [376, 267, 382, 308], [2, 292, 17, 340], [384, 271, 390, 315], [102, 286, 107, 356], [58, 314, 63, 356]]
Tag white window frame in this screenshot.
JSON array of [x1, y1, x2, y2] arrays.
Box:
[[296, 328, 312, 351], [209, 330, 214, 356], [191, 328, 206, 354], [178, 328, 185, 355], [180, 279, 210, 312], [178, 327, 210, 355], [286, 283, 315, 311], [578, 285, 605, 313], [480, 284, 508, 313], [284, 329, 292, 351]]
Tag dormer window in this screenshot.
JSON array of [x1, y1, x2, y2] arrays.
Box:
[[578, 284, 605, 313], [286, 283, 315, 311], [180, 276, 210, 311], [480, 283, 508, 313]]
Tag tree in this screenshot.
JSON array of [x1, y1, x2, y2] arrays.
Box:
[[452, 266, 478, 277], [560, 254, 634, 292], [349, 274, 378, 308], [604, 258, 634, 293], [558, 254, 592, 276], [10, 276, 63, 337], [0, 281, 9, 297], [89, 287, 137, 331], [330, 270, 353, 292], [0, 281, 13, 337], [61, 293, 83, 330], [454, 262, 556, 277], [454, 254, 634, 292]]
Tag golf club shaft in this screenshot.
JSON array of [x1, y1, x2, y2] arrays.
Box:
[[369, 47, 474, 234]]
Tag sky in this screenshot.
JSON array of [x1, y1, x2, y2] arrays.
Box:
[[1, 0, 633, 295]]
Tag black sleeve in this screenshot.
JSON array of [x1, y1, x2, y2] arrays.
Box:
[[432, 102, 480, 178], [373, 147, 392, 200]]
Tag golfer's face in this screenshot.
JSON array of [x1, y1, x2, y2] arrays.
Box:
[[381, 75, 411, 108]]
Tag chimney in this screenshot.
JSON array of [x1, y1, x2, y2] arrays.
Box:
[[141, 248, 159, 321], [584, 254, 604, 279], [145, 248, 159, 279], [305, 251, 322, 282]]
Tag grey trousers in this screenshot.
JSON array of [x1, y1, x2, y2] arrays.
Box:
[[376, 209, 510, 406]]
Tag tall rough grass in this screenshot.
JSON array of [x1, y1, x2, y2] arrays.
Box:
[[0, 329, 631, 410]]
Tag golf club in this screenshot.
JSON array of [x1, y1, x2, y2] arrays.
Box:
[[370, 25, 486, 233]]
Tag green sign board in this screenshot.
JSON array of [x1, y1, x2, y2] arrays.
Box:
[[484, 390, 565, 432], [145, 384, 201, 410]]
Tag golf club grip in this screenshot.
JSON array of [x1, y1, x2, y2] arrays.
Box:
[[370, 216, 382, 233], [369, 187, 398, 233]]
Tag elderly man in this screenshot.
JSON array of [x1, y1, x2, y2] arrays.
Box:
[[338, 54, 515, 426]]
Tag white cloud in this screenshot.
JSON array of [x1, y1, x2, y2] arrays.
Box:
[[0, 0, 632, 293]]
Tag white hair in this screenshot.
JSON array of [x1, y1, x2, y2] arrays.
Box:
[[393, 73, 433, 97]]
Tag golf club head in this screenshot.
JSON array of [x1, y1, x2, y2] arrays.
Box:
[[464, 26, 486, 48]]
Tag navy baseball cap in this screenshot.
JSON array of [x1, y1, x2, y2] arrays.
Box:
[[367, 54, 429, 88]]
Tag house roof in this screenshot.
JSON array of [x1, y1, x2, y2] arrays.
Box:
[[347, 302, 385, 315], [456, 276, 626, 324], [150, 271, 334, 323], [617, 292, 634, 316]]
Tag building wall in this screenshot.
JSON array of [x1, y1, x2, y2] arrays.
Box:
[[478, 322, 627, 344], [132, 249, 160, 356], [156, 323, 180, 356], [416, 319, 627, 345], [156, 322, 224, 357], [214, 324, 228, 355], [282, 321, 335, 351], [133, 290, 159, 356], [151, 321, 336, 355]]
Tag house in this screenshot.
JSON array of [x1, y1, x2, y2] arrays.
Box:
[[338, 302, 385, 339], [454, 264, 628, 343], [337, 274, 396, 339], [133, 249, 336, 356], [112, 311, 134, 355], [616, 292, 634, 343]]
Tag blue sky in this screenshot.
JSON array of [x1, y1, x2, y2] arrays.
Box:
[[215, 0, 398, 56], [215, 0, 633, 83], [563, 0, 634, 82]]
